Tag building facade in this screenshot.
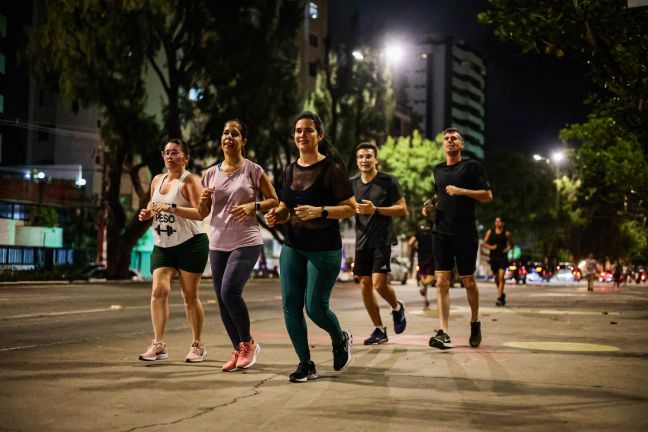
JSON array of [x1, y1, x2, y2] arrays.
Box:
[[402, 35, 486, 159]]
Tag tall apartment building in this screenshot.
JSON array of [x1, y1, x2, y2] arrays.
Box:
[[402, 35, 486, 159], [296, 0, 327, 105]]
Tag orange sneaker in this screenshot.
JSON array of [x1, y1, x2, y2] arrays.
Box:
[[235, 339, 260, 369], [222, 348, 240, 372]]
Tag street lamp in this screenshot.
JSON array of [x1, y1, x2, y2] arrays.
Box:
[[384, 41, 406, 66], [551, 151, 565, 165], [352, 50, 364, 61], [533, 154, 550, 164]]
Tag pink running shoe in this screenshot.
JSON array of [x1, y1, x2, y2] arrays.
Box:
[[222, 348, 241, 372], [236, 339, 260, 369], [185, 341, 207, 363], [139, 341, 168, 361]]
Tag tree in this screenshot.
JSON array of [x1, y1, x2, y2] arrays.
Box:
[[379, 131, 444, 236], [25, 0, 303, 277], [306, 12, 395, 168], [479, 1, 648, 163], [560, 117, 648, 260]]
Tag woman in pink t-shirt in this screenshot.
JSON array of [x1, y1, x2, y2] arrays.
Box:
[[199, 119, 278, 372]]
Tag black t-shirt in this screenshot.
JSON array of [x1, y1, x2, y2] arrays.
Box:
[[280, 157, 354, 251], [351, 171, 404, 250], [415, 226, 434, 263], [487, 229, 508, 260], [433, 159, 490, 236]]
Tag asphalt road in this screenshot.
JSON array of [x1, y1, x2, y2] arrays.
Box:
[[1, 277, 647, 431]]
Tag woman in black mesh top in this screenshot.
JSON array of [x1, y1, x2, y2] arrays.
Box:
[[264, 111, 357, 383]]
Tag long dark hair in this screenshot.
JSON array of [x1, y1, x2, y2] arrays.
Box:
[[294, 111, 344, 166]]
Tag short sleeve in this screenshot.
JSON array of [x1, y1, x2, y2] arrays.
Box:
[[248, 161, 264, 190], [329, 161, 354, 203], [201, 167, 215, 188], [470, 161, 491, 190], [387, 175, 404, 203]]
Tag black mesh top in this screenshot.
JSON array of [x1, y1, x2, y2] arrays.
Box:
[[280, 157, 354, 251]]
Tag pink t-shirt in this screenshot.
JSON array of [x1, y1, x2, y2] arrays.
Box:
[[201, 159, 264, 251]]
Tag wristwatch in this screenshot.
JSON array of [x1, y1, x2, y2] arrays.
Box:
[[321, 207, 329, 218], [255, 202, 261, 211], [170, 203, 177, 213], [375, 207, 380, 216]]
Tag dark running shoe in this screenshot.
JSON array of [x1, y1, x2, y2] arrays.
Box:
[[469, 321, 482, 347], [495, 293, 507, 307], [289, 361, 318, 383], [363, 327, 388, 345], [333, 330, 352, 371], [392, 301, 407, 334], [429, 329, 453, 350]]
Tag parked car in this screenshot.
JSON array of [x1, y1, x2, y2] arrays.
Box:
[[633, 265, 647, 284], [598, 271, 614, 283], [553, 263, 580, 283], [504, 260, 527, 284], [85, 265, 143, 281], [388, 257, 409, 285], [525, 262, 551, 282]]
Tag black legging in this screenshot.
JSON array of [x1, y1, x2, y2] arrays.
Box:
[[209, 245, 262, 348]]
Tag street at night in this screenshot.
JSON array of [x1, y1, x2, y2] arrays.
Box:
[[1, 278, 647, 431]]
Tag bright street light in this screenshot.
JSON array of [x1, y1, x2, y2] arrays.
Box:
[[551, 151, 565, 164], [352, 50, 364, 61], [385, 41, 406, 65], [533, 154, 543, 161]]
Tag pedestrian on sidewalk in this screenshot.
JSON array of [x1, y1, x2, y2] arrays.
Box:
[[409, 215, 435, 308], [584, 253, 597, 292], [138, 138, 209, 363], [482, 216, 513, 306], [264, 111, 356, 383], [351, 142, 408, 345], [199, 119, 279, 372], [425, 128, 492, 350]]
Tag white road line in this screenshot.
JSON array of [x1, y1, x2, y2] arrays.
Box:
[[0, 341, 70, 352]]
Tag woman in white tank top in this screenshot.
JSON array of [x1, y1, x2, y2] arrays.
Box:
[[137, 138, 209, 363]]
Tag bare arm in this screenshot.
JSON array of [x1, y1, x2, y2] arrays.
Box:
[[482, 229, 496, 250], [504, 230, 514, 253], [138, 174, 162, 221], [256, 173, 280, 211], [294, 196, 357, 221], [357, 196, 408, 217], [160, 174, 204, 221], [445, 185, 493, 203]]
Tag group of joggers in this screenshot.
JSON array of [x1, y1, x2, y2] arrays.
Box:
[[137, 111, 497, 383]]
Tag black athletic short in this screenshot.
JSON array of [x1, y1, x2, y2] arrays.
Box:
[[433, 233, 478, 277], [353, 245, 391, 276], [490, 256, 509, 273]]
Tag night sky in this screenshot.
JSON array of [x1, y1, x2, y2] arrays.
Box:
[[328, 0, 590, 156]]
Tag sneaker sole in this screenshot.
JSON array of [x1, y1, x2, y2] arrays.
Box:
[[222, 366, 240, 372], [238, 344, 260, 369], [139, 353, 168, 361], [429, 338, 453, 350], [290, 373, 318, 383], [185, 351, 207, 363], [363, 338, 388, 345]]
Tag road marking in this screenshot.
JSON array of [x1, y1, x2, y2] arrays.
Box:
[[0, 341, 70, 352], [503, 341, 620, 352], [4, 307, 124, 319], [529, 293, 586, 297]]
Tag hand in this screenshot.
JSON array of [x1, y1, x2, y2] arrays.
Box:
[[200, 188, 215, 206], [138, 208, 153, 221], [294, 205, 322, 221], [264, 208, 278, 227], [231, 202, 256, 223], [151, 203, 172, 213], [446, 185, 463, 196], [356, 199, 376, 215]]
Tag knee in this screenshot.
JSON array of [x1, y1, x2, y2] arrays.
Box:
[[182, 290, 200, 306], [463, 278, 477, 291], [151, 285, 170, 300], [305, 300, 326, 321], [436, 277, 450, 293]]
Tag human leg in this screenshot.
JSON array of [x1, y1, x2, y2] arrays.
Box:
[[280, 245, 310, 362]]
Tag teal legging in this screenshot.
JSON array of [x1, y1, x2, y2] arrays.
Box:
[[280, 245, 345, 362]]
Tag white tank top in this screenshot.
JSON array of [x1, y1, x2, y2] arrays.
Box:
[[151, 171, 204, 248]]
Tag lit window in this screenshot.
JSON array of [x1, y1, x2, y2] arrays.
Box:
[[308, 2, 319, 20]]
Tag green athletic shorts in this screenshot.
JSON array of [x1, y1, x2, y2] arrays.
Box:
[[150, 233, 209, 274]]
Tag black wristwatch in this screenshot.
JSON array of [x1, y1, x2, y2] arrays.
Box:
[[255, 202, 261, 211], [321, 206, 328, 218], [170, 203, 177, 213]]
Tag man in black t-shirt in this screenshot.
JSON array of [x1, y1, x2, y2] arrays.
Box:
[[424, 128, 492, 350], [351, 142, 408, 345]]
